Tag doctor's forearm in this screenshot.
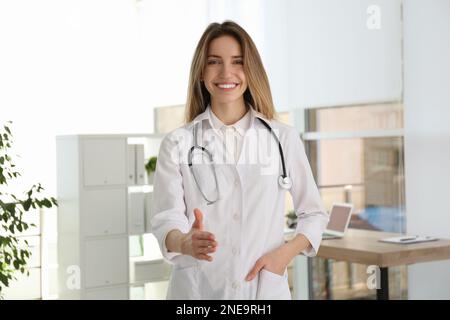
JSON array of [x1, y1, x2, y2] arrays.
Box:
[[281, 233, 312, 261]]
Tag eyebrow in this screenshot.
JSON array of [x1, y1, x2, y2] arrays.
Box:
[[207, 55, 243, 59]]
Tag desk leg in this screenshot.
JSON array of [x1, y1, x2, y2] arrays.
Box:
[[376, 267, 389, 300], [324, 259, 333, 300]]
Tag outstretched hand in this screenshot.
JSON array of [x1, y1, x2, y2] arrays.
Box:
[[180, 208, 218, 262]]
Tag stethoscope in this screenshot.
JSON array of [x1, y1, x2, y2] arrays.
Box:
[[187, 116, 292, 205]]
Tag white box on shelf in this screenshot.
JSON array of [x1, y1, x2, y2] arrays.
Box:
[[127, 144, 146, 186], [127, 144, 136, 186], [83, 138, 127, 186], [81, 188, 127, 237], [144, 192, 154, 233], [84, 236, 129, 288], [128, 191, 145, 235], [135, 144, 146, 185]]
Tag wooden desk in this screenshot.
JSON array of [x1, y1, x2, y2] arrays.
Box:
[[316, 228, 450, 299]]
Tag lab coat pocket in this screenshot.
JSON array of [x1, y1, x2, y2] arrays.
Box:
[[167, 264, 200, 300], [256, 268, 291, 300]]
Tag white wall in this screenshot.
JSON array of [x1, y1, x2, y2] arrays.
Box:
[[0, 0, 209, 196], [403, 0, 450, 299], [286, 0, 402, 110]]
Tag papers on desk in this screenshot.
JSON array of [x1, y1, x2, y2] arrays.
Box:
[[379, 235, 439, 244]]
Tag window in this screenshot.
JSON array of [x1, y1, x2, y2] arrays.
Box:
[[154, 105, 186, 134], [303, 102, 407, 300]]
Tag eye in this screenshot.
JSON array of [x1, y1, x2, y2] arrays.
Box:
[[207, 59, 220, 65], [233, 59, 244, 65]]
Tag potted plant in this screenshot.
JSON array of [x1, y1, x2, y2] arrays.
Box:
[[145, 156, 157, 185], [0, 121, 58, 298], [286, 210, 298, 229]]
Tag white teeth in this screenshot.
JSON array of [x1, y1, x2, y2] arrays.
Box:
[[217, 83, 237, 89]]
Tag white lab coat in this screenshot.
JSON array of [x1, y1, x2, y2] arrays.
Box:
[[151, 106, 329, 300]]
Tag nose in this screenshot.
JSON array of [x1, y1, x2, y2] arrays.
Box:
[[218, 62, 233, 78]]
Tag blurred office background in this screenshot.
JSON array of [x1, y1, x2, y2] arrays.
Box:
[[0, 0, 449, 299]]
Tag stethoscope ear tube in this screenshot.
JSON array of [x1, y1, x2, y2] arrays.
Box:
[[189, 122, 221, 204], [256, 118, 291, 189]]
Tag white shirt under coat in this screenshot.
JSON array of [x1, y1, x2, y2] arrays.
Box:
[[208, 105, 251, 164], [151, 105, 329, 300]]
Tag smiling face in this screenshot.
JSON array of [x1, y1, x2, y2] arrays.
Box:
[[203, 35, 248, 106]]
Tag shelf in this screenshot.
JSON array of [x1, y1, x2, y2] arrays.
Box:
[[128, 185, 154, 193], [129, 256, 171, 285]]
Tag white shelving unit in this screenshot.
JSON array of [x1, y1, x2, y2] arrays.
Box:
[[56, 133, 170, 300]]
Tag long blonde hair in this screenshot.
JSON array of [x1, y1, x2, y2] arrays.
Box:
[[185, 21, 277, 123]]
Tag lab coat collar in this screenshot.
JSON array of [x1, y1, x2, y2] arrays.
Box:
[[208, 106, 251, 137], [190, 103, 270, 131]]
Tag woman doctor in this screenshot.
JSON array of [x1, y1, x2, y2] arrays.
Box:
[[151, 21, 329, 300]]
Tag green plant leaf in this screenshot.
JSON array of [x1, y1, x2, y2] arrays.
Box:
[[4, 202, 15, 214], [0, 121, 57, 295], [41, 198, 52, 208], [0, 273, 9, 286], [22, 198, 32, 211]]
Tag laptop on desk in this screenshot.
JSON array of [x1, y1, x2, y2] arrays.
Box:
[[322, 203, 354, 240]]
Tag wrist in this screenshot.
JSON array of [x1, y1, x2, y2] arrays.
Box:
[[278, 243, 297, 265], [283, 234, 311, 260], [166, 229, 186, 254], [178, 232, 189, 255]]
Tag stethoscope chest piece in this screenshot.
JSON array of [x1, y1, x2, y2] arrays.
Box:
[[278, 175, 292, 190]]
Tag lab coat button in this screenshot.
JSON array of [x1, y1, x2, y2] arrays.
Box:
[[232, 281, 240, 290], [234, 179, 239, 186], [232, 247, 237, 255], [233, 213, 240, 221]]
